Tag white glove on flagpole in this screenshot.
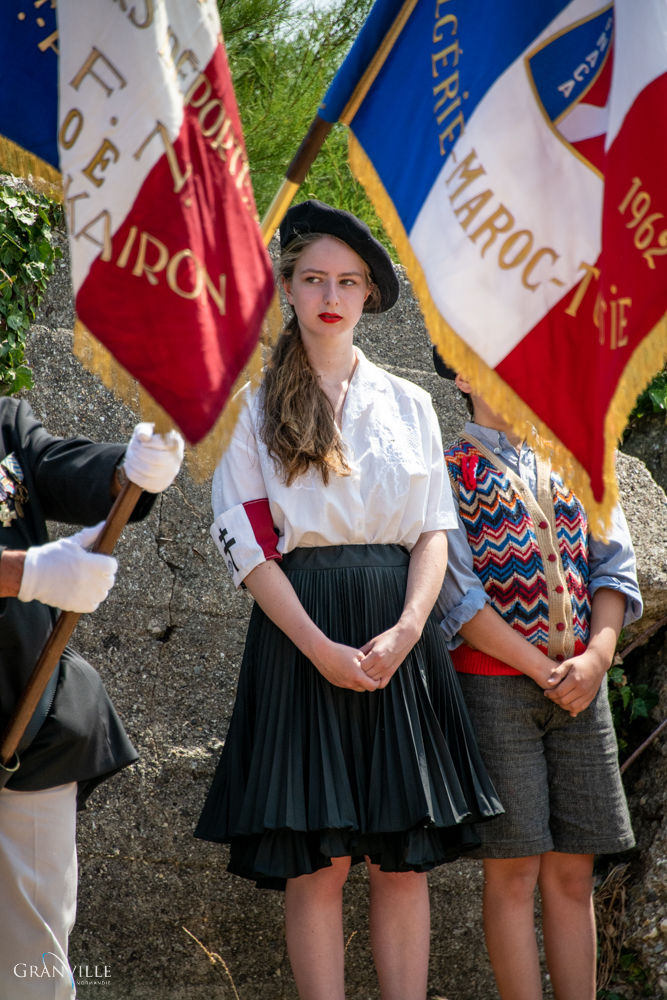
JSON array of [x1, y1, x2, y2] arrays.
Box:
[[123, 422, 184, 493], [18, 523, 117, 613]]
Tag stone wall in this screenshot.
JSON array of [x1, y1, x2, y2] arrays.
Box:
[[611, 458, 667, 996], [623, 412, 667, 498], [19, 236, 667, 999]]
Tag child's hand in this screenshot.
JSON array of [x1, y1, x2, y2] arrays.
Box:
[[543, 650, 607, 716], [526, 656, 564, 691], [545, 659, 571, 688]]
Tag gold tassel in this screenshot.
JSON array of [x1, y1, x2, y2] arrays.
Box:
[[186, 290, 284, 476], [69, 211, 284, 477], [0, 134, 63, 202], [73, 297, 285, 480], [0, 133, 284, 476], [603, 310, 667, 519], [348, 132, 667, 537], [260, 289, 284, 348]]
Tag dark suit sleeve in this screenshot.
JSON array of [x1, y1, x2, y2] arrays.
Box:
[[15, 401, 156, 526]]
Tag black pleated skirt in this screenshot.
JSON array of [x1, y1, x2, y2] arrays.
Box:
[[195, 544, 503, 890]]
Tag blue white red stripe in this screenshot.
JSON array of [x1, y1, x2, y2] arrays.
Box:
[[324, 0, 667, 515]]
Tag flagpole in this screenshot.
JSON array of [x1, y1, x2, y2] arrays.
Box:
[[259, 0, 419, 245], [260, 115, 333, 245], [0, 480, 143, 778]]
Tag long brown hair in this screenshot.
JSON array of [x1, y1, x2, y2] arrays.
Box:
[[260, 232, 381, 487]]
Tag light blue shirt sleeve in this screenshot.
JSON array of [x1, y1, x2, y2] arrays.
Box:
[[436, 496, 490, 650], [588, 503, 643, 627]]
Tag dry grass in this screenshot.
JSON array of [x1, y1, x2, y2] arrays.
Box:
[[183, 926, 241, 1000], [183, 925, 358, 998], [594, 863, 632, 990]]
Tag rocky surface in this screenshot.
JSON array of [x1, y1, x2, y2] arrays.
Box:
[[623, 412, 667, 497], [623, 622, 667, 998], [15, 233, 667, 999], [615, 452, 667, 643], [604, 456, 667, 997]]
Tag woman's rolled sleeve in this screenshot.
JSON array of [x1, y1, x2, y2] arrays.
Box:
[[588, 504, 643, 627]]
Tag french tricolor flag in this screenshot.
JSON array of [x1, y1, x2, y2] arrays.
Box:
[[56, 0, 274, 447], [320, 0, 667, 530]]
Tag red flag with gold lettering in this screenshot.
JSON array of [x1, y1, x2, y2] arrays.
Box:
[[57, 0, 273, 456]]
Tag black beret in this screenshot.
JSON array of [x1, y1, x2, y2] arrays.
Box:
[[280, 199, 399, 313], [433, 345, 457, 380]]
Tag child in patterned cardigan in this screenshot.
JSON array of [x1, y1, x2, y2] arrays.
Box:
[[435, 361, 642, 1000]]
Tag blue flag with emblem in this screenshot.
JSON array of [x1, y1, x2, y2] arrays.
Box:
[[315, 0, 667, 532], [0, 1, 61, 195]]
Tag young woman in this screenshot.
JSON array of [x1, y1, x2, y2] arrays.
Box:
[[196, 200, 502, 1000]]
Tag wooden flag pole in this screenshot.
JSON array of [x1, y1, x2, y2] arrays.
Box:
[[0, 480, 144, 770], [260, 115, 333, 244], [259, 0, 418, 244]]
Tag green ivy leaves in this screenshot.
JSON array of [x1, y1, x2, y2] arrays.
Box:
[[0, 184, 62, 396], [631, 369, 667, 421], [608, 665, 659, 753]]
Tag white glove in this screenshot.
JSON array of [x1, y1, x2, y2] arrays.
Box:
[[123, 422, 184, 493], [18, 523, 118, 613]]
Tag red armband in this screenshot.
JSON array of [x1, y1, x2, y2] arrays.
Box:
[[242, 499, 281, 562]]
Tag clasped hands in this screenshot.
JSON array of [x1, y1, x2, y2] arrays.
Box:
[[310, 621, 420, 693], [538, 649, 609, 717], [311, 623, 613, 709]]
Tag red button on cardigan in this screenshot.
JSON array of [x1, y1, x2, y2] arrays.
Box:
[[556, 623, 565, 631], [539, 520, 548, 529], [548, 553, 557, 562], [555, 585, 564, 593]]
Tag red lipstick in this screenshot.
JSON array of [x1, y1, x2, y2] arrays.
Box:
[[319, 312, 342, 323]]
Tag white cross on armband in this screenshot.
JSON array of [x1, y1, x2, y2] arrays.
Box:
[[210, 505, 266, 589]]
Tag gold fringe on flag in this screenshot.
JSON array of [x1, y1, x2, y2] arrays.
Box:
[[73, 290, 284, 481], [0, 148, 283, 475], [0, 135, 63, 202], [348, 132, 667, 537]]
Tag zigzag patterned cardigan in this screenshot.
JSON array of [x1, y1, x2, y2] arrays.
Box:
[[445, 435, 591, 676]]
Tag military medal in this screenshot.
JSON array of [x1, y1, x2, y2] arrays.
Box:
[[0, 453, 28, 523], [0, 502, 16, 528]]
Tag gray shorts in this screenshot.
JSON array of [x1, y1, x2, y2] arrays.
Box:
[[457, 674, 635, 858]]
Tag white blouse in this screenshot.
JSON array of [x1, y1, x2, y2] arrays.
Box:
[[210, 348, 457, 587]]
